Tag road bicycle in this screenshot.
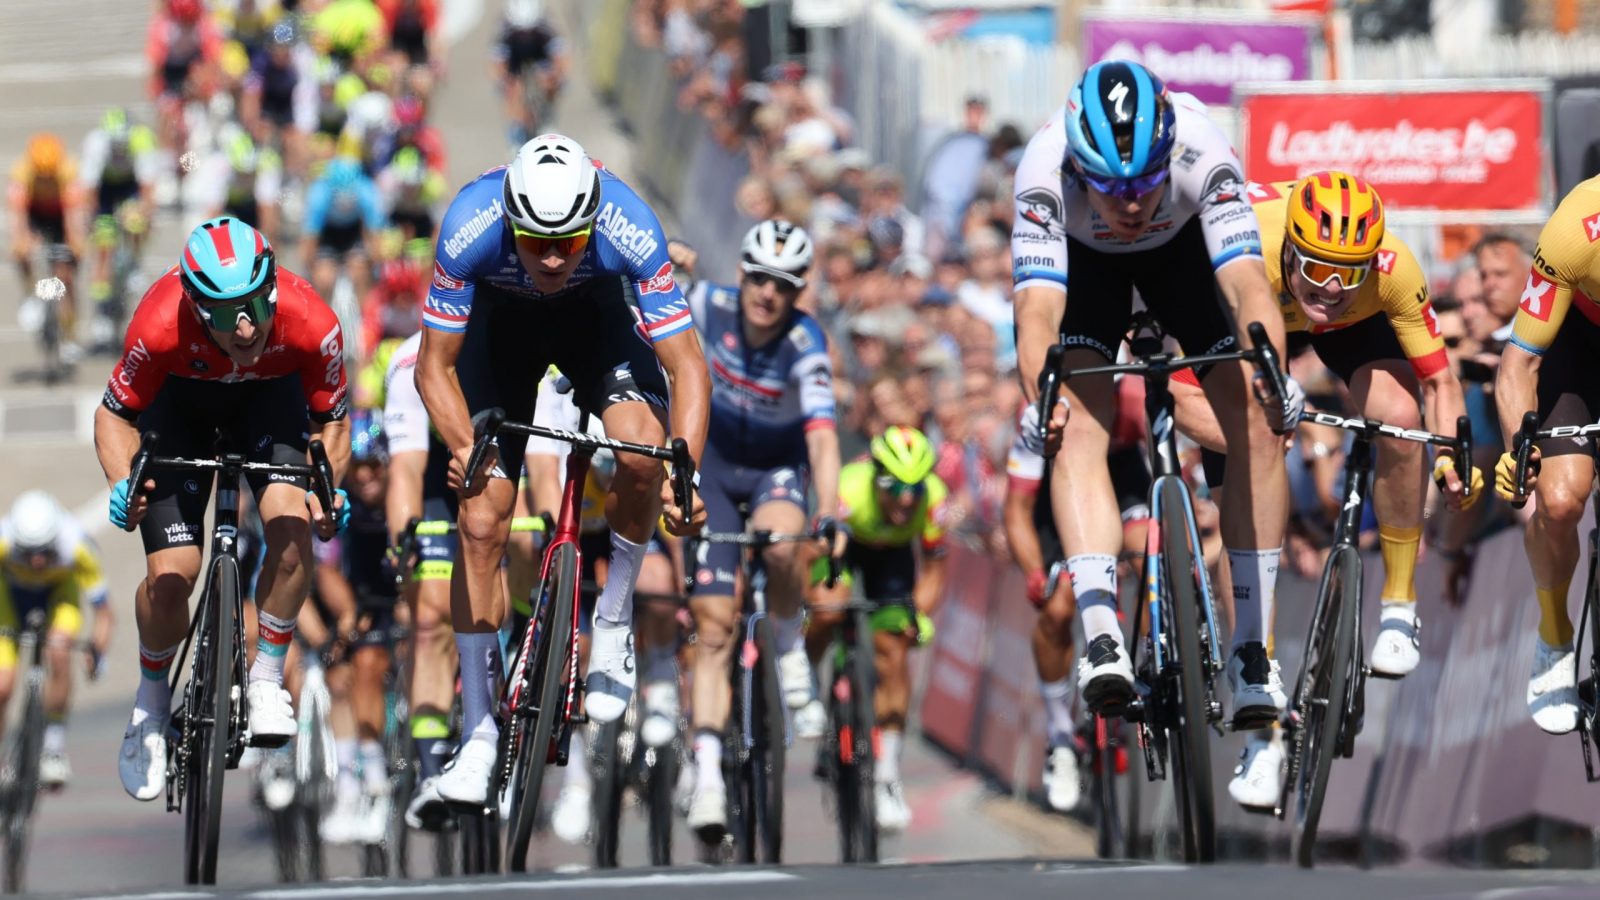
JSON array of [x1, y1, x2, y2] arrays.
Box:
[[1036, 311, 1287, 863], [260, 640, 336, 882], [0, 608, 98, 892], [1509, 413, 1600, 784], [811, 574, 887, 864], [124, 430, 337, 884], [688, 525, 829, 864], [461, 407, 694, 873], [1275, 410, 1469, 868]]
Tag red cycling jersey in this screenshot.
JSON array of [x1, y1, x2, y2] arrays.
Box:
[[102, 267, 349, 423]]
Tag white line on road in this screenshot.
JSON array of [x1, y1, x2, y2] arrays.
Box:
[[247, 871, 798, 899], [0, 53, 144, 83]]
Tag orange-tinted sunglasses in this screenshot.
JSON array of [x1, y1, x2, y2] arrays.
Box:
[[512, 222, 593, 258]]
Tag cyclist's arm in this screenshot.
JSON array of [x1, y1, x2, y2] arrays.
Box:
[[91, 596, 114, 658], [94, 401, 143, 486], [1214, 259, 1286, 362], [314, 550, 358, 637], [1002, 478, 1044, 578], [416, 327, 473, 454], [387, 452, 426, 548], [806, 426, 841, 521], [1014, 286, 1065, 406], [651, 329, 710, 467], [1169, 369, 1227, 452], [914, 550, 946, 620], [1498, 233, 1576, 446]]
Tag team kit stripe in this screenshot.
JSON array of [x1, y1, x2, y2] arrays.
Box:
[[210, 220, 237, 264]]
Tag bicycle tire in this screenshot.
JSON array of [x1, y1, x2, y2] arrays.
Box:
[[1092, 715, 1123, 859], [4, 683, 43, 892], [645, 741, 676, 866], [828, 671, 858, 863], [752, 615, 786, 864], [506, 542, 577, 872], [388, 753, 414, 879], [850, 608, 879, 863], [302, 688, 328, 884], [268, 806, 299, 881], [593, 719, 624, 868], [185, 555, 237, 885], [729, 671, 755, 864], [1291, 545, 1359, 869], [303, 801, 324, 882], [1157, 479, 1215, 864]]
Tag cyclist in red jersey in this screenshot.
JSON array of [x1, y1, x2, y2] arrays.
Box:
[[91, 217, 352, 803]]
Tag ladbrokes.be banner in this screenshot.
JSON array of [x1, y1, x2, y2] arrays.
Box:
[[1241, 86, 1548, 211]]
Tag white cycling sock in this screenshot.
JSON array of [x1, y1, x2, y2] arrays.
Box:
[[43, 722, 66, 756], [132, 642, 177, 725], [250, 610, 296, 685], [876, 729, 903, 784], [456, 631, 502, 743], [772, 611, 805, 655], [1228, 548, 1281, 651], [694, 730, 723, 787], [1067, 554, 1120, 643], [358, 740, 387, 792], [337, 739, 360, 796], [595, 531, 646, 627], [564, 730, 592, 789], [1040, 677, 1077, 748]]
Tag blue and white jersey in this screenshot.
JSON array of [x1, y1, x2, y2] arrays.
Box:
[[424, 165, 692, 343], [690, 281, 835, 469], [304, 172, 385, 235]]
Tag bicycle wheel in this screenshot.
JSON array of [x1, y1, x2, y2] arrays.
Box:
[[592, 718, 624, 868], [185, 555, 238, 885], [751, 615, 786, 863], [1291, 545, 1359, 869], [1157, 479, 1215, 864], [849, 609, 879, 863], [1091, 715, 1123, 859], [827, 663, 858, 863], [4, 684, 44, 892], [388, 755, 414, 879], [645, 741, 676, 866], [267, 805, 299, 882], [506, 542, 577, 872]]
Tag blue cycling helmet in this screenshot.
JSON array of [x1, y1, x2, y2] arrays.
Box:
[[1065, 60, 1176, 180], [323, 156, 364, 190], [179, 216, 276, 304]]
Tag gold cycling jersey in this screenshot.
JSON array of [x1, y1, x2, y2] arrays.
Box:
[[0, 527, 106, 609], [1250, 180, 1447, 379], [837, 460, 948, 552], [1509, 175, 1600, 355]]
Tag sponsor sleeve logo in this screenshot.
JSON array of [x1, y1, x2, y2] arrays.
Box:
[[1016, 187, 1063, 233], [1375, 249, 1397, 274], [433, 261, 466, 291], [1202, 164, 1245, 208], [1420, 300, 1441, 338], [1519, 268, 1556, 321], [1245, 181, 1282, 202], [318, 323, 344, 386], [638, 260, 676, 295], [1584, 212, 1600, 243]]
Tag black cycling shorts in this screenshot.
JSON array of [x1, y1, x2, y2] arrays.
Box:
[[691, 441, 809, 597], [1535, 311, 1600, 460], [455, 278, 670, 482], [136, 376, 311, 554], [844, 542, 916, 606], [1060, 218, 1240, 368], [316, 221, 364, 257], [97, 180, 140, 218]]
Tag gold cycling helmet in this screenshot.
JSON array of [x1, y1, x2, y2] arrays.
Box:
[[1285, 170, 1385, 266]]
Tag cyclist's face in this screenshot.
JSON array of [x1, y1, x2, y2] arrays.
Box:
[[739, 271, 802, 330], [514, 229, 588, 294], [19, 548, 55, 572], [202, 302, 273, 366], [875, 478, 923, 525], [349, 462, 386, 505], [1285, 246, 1360, 324], [1081, 172, 1166, 242]]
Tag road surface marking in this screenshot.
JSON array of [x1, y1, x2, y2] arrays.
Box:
[[249, 870, 798, 898]]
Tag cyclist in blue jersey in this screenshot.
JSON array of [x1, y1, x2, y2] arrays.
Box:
[[680, 219, 841, 843], [416, 134, 708, 807], [300, 155, 385, 304]]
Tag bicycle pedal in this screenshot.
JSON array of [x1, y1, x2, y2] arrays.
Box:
[[1366, 666, 1403, 682]]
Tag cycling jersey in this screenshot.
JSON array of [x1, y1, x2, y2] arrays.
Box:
[[378, 0, 437, 65], [102, 267, 349, 423], [312, 0, 386, 60], [424, 165, 691, 344], [493, 23, 563, 74], [837, 459, 948, 553], [0, 517, 107, 610], [382, 331, 428, 454], [145, 16, 222, 99], [1248, 179, 1445, 379], [1510, 175, 1600, 356], [1010, 91, 1262, 294], [8, 158, 80, 222], [80, 128, 158, 194], [304, 173, 384, 238], [245, 50, 304, 128], [689, 281, 835, 469], [526, 368, 614, 534]]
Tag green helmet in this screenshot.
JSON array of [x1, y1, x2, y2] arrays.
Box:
[[870, 426, 935, 485]]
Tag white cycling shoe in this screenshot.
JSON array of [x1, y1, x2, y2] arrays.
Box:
[[1369, 602, 1421, 678], [245, 681, 296, 748], [1043, 744, 1081, 812], [1226, 643, 1287, 728], [1077, 635, 1135, 714], [778, 648, 815, 710], [551, 783, 592, 844], [119, 712, 168, 802], [1227, 734, 1284, 813], [875, 779, 912, 833], [687, 780, 728, 844], [640, 680, 679, 749], [585, 621, 636, 724], [40, 751, 71, 790], [793, 699, 827, 740], [1529, 637, 1581, 735], [437, 739, 498, 808], [405, 775, 449, 831]]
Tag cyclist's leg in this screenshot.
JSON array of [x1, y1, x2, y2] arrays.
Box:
[[40, 587, 84, 779], [1051, 238, 1135, 703], [0, 580, 20, 742], [749, 467, 814, 707], [860, 544, 918, 831], [1523, 315, 1600, 733], [351, 612, 395, 838], [12, 221, 35, 294], [636, 539, 680, 716], [1030, 482, 1078, 772], [91, 210, 117, 305], [550, 280, 673, 722], [684, 449, 746, 832]]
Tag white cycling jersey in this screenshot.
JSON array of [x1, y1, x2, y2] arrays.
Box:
[[1010, 91, 1262, 294], [382, 331, 427, 456]]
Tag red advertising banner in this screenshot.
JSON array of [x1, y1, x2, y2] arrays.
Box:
[[918, 546, 995, 760], [1241, 87, 1547, 211]]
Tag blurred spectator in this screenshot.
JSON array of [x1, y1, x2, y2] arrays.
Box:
[[956, 227, 1016, 374], [1474, 232, 1531, 333], [919, 96, 992, 261], [860, 167, 925, 259]]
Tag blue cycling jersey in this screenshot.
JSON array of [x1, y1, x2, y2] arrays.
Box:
[[303, 173, 385, 235], [424, 165, 692, 343], [690, 281, 835, 468]]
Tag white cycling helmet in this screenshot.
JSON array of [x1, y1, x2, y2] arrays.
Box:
[[503, 134, 602, 237], [739, 219, 813, 288], [9, 490, 63, 553], [505, 0, 543, 28]]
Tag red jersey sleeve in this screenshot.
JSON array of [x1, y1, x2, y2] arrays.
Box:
[[103, 273, 182, 420], [283, 279, 349, 422]]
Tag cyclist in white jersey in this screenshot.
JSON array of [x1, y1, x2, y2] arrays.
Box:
[[1011, 60, 1301, 811]]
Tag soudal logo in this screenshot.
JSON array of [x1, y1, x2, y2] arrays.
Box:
[[442, 199, 504, 259], [638, 261, 675, 295], [596, 203, 660, 263], [1265, 120, 1518, 169]]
